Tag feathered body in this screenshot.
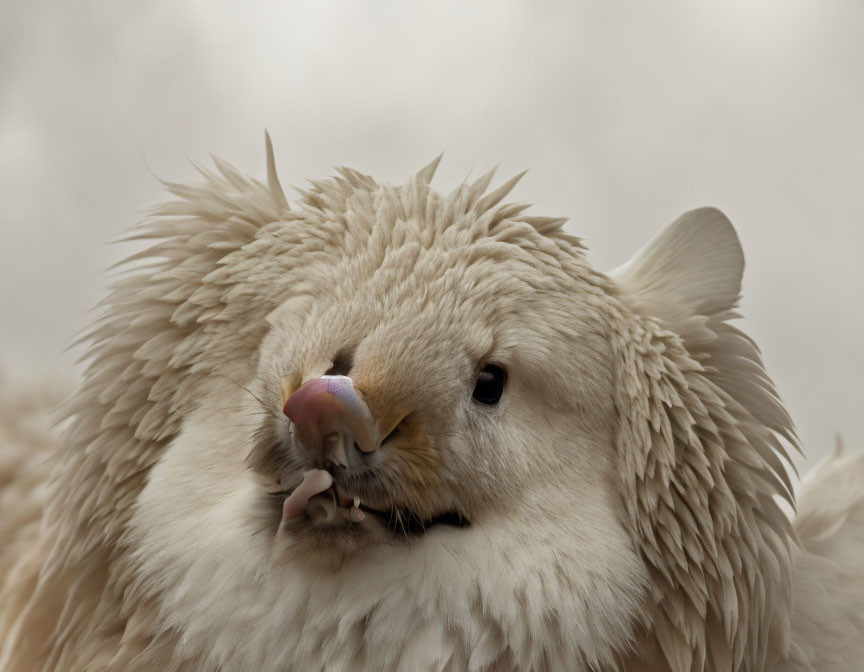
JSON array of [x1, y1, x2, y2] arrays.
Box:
[[1, 139, 862, 671]]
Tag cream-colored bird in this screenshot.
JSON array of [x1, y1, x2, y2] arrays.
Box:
[[1, 136, 862, 671]]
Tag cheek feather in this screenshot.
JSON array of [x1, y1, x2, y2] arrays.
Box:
[[381, 430, 443, 510]]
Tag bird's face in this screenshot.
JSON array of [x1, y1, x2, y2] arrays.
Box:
[[74, 143, 778, 668], [125, 179, 649, 668], [238, 237, 623, 560]]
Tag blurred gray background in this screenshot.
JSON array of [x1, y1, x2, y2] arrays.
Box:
[[2, 1, 862, 472]]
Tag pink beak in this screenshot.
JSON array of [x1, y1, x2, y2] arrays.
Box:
[[282, 375, 378, 468]]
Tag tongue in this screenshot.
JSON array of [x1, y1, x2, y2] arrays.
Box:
[[282, 470, 334, 520]]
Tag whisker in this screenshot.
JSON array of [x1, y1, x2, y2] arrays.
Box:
[[214, 374, 280, 420]]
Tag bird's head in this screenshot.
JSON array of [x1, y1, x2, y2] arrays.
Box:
[[239, 214, 621, 560], [119, 149, 793, 669]]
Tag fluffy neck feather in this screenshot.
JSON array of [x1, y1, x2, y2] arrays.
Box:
[[610, 208, 798, 670]]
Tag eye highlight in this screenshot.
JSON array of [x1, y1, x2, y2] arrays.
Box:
[[472, 364, 506, 405]]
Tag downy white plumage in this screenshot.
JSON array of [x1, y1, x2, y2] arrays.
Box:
[[1, 136, 862, 671]]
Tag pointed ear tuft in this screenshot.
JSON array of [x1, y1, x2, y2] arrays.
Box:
[[416, 154, 443, 185], [264, 130, 289, 208], [609, 207, 744, 325]]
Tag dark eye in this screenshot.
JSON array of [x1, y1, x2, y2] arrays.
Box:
[[472, 364, 506, 405]]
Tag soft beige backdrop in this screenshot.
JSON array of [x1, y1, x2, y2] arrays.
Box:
[[2, 0, 862, 471]]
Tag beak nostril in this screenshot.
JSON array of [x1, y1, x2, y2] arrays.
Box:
[[380, 413, 410, 446], [381, 426, 399, 445], [325, 349, 354, 377]]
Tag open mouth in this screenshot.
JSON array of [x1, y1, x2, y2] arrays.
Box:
[[275, 469, 469, 535]]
